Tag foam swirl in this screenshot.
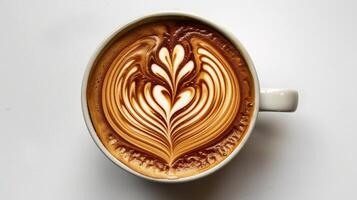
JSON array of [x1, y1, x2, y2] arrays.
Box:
[[102, 37, 240, 165]]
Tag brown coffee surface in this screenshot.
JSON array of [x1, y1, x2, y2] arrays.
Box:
[[86, 17, 255, 179]]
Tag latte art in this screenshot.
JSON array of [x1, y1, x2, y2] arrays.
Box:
[[103, 40, 240, 164], [87, 18, 255, 179]]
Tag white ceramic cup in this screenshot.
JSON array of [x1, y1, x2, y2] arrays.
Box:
[[81, 12, 298, 183]]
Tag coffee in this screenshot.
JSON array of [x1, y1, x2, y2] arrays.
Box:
[[86, 17, 255, 179]]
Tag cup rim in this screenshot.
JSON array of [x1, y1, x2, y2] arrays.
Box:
[[81, 11, 260, 183]]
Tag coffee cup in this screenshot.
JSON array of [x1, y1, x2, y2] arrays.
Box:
[[81, 11, 298, 183]]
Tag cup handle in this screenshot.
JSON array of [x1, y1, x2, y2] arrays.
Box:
[[259, 88, 299, 112]]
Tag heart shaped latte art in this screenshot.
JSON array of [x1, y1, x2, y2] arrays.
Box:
[[102, 37, 240, 164]]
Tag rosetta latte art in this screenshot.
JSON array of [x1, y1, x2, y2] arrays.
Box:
[[102, 37, 240, 165]]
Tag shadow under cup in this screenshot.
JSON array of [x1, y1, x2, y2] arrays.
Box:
[[81, 12, 261, 183]]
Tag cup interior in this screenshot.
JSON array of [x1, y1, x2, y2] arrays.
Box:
[[81, 11, 260, 183]]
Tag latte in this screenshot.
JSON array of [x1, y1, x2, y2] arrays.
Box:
[[86, 17, 255, 179]]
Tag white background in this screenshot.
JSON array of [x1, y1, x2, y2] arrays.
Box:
[[1, 0, 356, 199]]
